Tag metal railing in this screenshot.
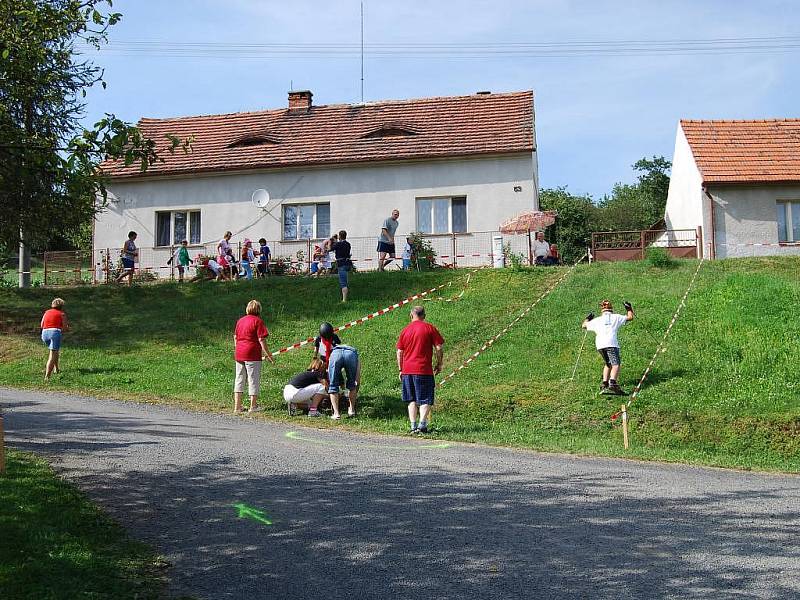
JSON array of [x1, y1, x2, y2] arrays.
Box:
[[591, 228, 699, 261], [40, 230, 540, 285]]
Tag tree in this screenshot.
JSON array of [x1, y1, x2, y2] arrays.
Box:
[[0, 0, 186, 255], [539, 187, 596, 262], [593, 156, 671, 232]]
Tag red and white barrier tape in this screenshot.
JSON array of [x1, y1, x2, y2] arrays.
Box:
[[611, 258, 706, 421], [423, 273, 474, 302], [270, 269, 480, 357], [437, 255, 586, 387], [718, 242, 800, 248]]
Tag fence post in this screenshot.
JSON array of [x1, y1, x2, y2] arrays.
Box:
[[640, 230, 646, 260], [169, 245, 175, 280], [43, 252, 48, 286], [451, 234, 457, 269], [527, 229, 533, 266], [696, 226, 703, 259], [307, 239, 312, 273], [105, 248, 110, 283]]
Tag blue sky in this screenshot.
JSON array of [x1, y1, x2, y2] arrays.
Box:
[[82, 0, 800, 198]]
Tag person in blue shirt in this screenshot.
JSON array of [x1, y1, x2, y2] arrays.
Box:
[[257, 238, 271, 277]]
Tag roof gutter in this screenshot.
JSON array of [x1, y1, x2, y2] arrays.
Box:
[[702, 185, 716, 259]]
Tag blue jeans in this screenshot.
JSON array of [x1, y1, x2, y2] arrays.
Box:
[[241, 261, 253, 280], [338, 264, 350, 288], [327, 346, 359, 393]]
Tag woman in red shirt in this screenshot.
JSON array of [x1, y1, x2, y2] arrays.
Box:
[[233, 300, 275, 414], [40, 297, 69, 380]]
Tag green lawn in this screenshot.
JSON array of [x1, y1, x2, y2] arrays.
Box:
[[0, 450, 166, 599], [1, 258, 799, 471]]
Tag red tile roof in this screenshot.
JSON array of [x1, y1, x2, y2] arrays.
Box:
[[681, 119, 800, 184], [102, 91, 534, 179]]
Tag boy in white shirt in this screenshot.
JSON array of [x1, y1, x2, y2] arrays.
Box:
[[582, 299, 634, 395]]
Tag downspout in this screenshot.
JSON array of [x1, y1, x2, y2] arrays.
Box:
[[703, 186, 716, 259]]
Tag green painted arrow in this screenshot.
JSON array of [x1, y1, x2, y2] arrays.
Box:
[[232, 503, 272, 525]]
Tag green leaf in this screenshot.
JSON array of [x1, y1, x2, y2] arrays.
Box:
[[2, 48, 9, 60]]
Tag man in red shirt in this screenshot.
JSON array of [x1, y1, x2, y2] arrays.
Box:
[[396, 306, 444, 434]]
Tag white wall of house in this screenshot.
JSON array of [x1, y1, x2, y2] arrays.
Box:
[[707, 184, 800, 258], [94, 153, 536, 268], [663, 125, 709, 256]]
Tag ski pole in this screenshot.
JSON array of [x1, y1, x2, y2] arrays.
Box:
[[569, 329, 589, 382]]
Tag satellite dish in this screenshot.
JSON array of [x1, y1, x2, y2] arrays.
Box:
[[252, 189, 271, 209]]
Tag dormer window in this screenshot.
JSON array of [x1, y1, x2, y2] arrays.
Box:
[[362, 124, 419, 139], [228, 132, 280, 148]]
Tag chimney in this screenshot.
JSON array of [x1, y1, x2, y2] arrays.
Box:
[[288, 90, 313, 112]]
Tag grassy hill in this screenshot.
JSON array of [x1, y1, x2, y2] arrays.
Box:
[[1, 258, 799, 472]]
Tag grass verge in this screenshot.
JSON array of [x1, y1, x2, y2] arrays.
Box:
[[1, 259, 798, 472], [0, 450, 167, 599]]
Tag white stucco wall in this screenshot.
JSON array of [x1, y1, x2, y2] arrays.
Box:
[[663, 124, 709, 256], [707, 184, 800, 258], [94, 154, 537, 268]]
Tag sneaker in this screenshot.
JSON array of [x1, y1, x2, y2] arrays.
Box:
[[608, 383, 627, 396], [307, 409, 322, 418], [347, 410, 356, 418], [233, 407, 243, 414], [599, 383, 609, 394], [330, 414, 341, 420], [248, 406, 264, 414], [417, 425, 429, 434], [410, 427, 419, 434]]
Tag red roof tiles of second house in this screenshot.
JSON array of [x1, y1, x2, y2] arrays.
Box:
[[102, 91, 534, 179], [681, 119, 800, 184]]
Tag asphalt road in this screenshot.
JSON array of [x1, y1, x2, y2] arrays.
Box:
[[3, 387, 799, 599]]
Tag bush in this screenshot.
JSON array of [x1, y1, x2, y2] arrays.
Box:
[[407, 232, 438, 270], [502, 243, 526, 270], [645, 247, 677, 268]]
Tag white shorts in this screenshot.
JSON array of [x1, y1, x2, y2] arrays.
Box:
[[283, 383, 326, 405], [234, 361, 262, 396]]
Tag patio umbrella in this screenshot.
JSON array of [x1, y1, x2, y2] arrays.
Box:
[[499, 210, 558, 234]]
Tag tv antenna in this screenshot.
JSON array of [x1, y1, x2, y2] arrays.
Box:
[[360, 1, 364, 102]]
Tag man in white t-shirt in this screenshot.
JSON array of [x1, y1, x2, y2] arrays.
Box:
[[582, 300, 634, 395], [532, 232, 550, 265]]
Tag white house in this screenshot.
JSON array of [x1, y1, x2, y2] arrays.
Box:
[[96, 90, 538, 269], [664, 119, 800, 259]]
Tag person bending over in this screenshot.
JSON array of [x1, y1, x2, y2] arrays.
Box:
[[582, 300, 634, 395], [40, 297, 69, 380], [314, 322, 341, 366], [327, 343, 360, 419]]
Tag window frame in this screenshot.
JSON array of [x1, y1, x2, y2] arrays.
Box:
[[154, 209, 202, 247], [282, 203, 331, 241], [415, 195, 468, 235], [777, 201, 800, 244]]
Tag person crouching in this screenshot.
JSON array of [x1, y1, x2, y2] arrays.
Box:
[[582, 300, 634, 395], [283, 358, 329, 417]]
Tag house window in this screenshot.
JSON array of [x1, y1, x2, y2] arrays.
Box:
[[776, 201, 800, 243], [415, 196, 467, 234], [283, 203, 330, 240], [156, 210, 201, 246]]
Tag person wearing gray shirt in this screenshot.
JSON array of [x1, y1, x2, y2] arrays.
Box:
[[377, 209, 400, 271]]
